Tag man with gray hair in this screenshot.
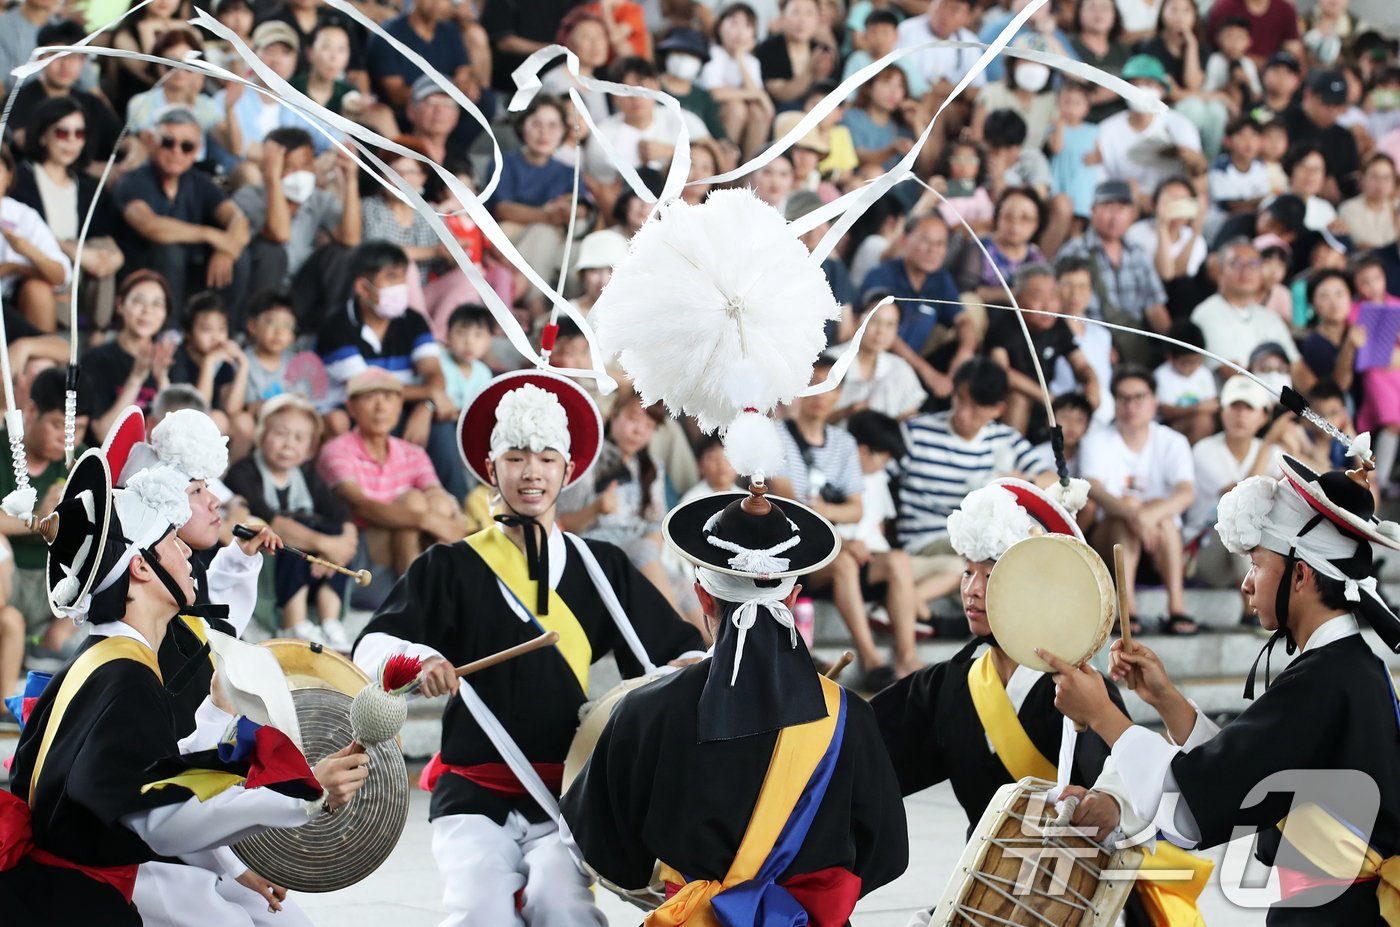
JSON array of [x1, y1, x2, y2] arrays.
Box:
[[113, 106, 251, 322], [984, 262, 1101, 435], [1189, 238, 1299, 372]]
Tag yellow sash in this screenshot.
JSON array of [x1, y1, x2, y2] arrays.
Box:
[[465, 526, 592, 693], [29, 636, 162, 805], [968, 651, 1211, 926], [646, 676, 843, 927], [1277, 803, 1400, 925], [967, 651, 1057, 781]]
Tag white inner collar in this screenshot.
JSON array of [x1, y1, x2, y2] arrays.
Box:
[[1301, 612, 1360, 653], [88, 619, 158, 654]]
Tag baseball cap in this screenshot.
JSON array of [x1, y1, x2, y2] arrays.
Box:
[[1307, 69, 1348, 105], [252, 20, 299, 53], [346, 368, 404, 398], [1265, 50, 1302, 73], [575, 229, 628, 271], [1220, 374, 1274, 410], [1093, 179, 1134, 205], [784, 190, 825, 223], [412, 74, 452, 104]]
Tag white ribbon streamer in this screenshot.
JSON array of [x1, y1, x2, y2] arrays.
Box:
[[564, 533, 658, 674]]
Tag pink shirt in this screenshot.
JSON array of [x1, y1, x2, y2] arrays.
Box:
[[318, 430, 440, 520]]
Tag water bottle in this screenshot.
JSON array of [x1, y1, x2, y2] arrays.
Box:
[[793, 597, 816, 648]]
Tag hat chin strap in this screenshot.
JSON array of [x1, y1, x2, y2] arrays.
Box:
[[492, 471, 566, 616], [141, 539, 194, 617]]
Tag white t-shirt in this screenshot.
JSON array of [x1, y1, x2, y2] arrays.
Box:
[[1096, 110, 1203, 196], [699, 44, 762, 91], [827, 346, 928, 419], [895, 17, 986, 89], [1050, 321, 1115, 425], [1125, 218, 1208, 278], [1208, 157, 1272, 205], [0, 196, 71, 287], [1186, 432, 1261, 534], [1153, 359, 1218, 408], [837, 469, 896, 552], [583, 109, 711, 184], [1117, 0, 1165, 33], [1189, 293, 1301, 370], [1080, 422, 1194, 523]]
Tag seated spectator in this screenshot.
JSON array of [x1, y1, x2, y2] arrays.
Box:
[[1256, 49, 1304, 123], [1206, 0, 1302, 67], [84, 270, 175, 438], [1186, 374, 1272, 621], [1124, 176, 1210, 320], [0, 536, 21, 715], [897, 0, 983, 104], [658, 28, 729, 147], [1093, 56, 1206, 203], [225, 22, 334, 164], [316, 241, 465, 498], [860, 215, 977, 400], [1282, 69, 1360, 200], [1203, 16, 1262, 112], [0, 367, 91, 670], [982, 108, 1052, 201], [1047, 81, 1098, 231], [9, 20, 121, 170], [126, 29, 238, 172], [558, 384, 680, 609], [918, 138, 993, 236], [949, 185, 1046, 304], [844, 65, 915, 173], [1056, 179, 1170, 366], [168, 291, 253, 456], [1209, 115, 1271, 215], [359, 136, 445, 289], [699, 2, 774, 161], [583, 57, 711, 191], [1351, 255, 1400, 483], [678, 433, 739, 505], [403, 75, 462, 168], [750, 151, 796, 211], [1069, 0, 1130, 123], [1032, 392, 1096, 501], [439, 304, 493, 415], [1081, 365, 1196, 635], [1049, 255, 1115, 424], [420, 157, 515, 338], [233, 126, 361, 294], [540, 9, 611, 122], [1340, 153, 1400, 251], [785, 190, 855, 342], [1154, 320, 1219, 444], [1190, 238, 1300, 371], [829, 298, 927, 422], [480, 0, 592, 90], [290, 21, 374, 124], [971, 47, 1057, 151], [225, 394, 358, 650], [758, 0, 836, 111], [11, 97, 124, 332], [364, 0, 489, 128], [491, 95, 591, 308], [266, 0, 367, 91], [571, 228, 627, 317], [243, 287, 304, 415], [203, 0, 254, 74], [106, 0, 191, 112], [1294, 268, 1358, 395], [0, 146, 70, 334], [318, 368, 466, 578], [843, 9, 925, 98], [114, 108, 251, 320], [1257, 378, 1354, 475], [1279, 141, 1340, 232], [1255, 234, 1295, 324], [986, 262, 1099, 436], [846, 190, 906, 287]]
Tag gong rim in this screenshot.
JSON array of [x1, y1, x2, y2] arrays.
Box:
[[259, 638, 370, 697]]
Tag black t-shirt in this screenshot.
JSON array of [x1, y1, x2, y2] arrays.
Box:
[[755, 35, 820, 82], [10, 84, 123, 165], [113, 163, 229, 241], [1132, 36, 1209, 89], [224, 455, 351, 533], [168, 344, 235, 400], [479, 0, 586, 91], [81, 340, 159, 423], [985, 312, 1078, 379], [1281, 104, 1360, 199]]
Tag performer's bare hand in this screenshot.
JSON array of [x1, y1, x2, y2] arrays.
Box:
[[1108, 638, 1177, 707], [1060, 785, 1122, 843], [418, 656, 460, 698], [234, 868, 288, 912], [210, 669, 236, 716], [236, 523, 284, 557], [1037, 650, 1123, 736], [314, 743, 371, 811]]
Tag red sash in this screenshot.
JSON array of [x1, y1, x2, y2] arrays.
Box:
[[418, 753, 565, 797], [0, 790, 138, 902]]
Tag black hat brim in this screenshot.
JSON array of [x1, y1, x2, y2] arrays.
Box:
[[663, 491, 841, 580], [45, 450, 114, 618]]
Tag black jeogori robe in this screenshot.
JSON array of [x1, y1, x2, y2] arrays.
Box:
[[158, 557, 236, 739], [559, 660, 909, 901], [1170, 633, 1400, 925], [355, 536, 704, 824]]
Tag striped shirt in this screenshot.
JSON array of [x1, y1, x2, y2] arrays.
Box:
[[773, 422, 865, 506], [317, 430, 440, 524], [315, 299, 439, 408], [897, 412, 1048, 551]]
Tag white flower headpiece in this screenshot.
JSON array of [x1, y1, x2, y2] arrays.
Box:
[[947, 484, 1037, 563], [150, 409, 229, 481], [489, 383, 572, 459], [1214, 476, 1280, 556]]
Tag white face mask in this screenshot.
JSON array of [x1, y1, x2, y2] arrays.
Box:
[[1127, 83, 1164, 114], [373, 282, 410, 319], [665, 54, 703, 82], [1014, 61, 1051, 93], [280, 170, 316, 204]]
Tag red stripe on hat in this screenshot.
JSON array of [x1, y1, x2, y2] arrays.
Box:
[[1281, 473, 1374, 542], [1000, 484, 1076, 537]]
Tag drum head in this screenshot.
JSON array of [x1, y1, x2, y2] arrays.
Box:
[[233, 685, 409, 892], [985, 535, 1115, 673], [259, 638, 369, 697]]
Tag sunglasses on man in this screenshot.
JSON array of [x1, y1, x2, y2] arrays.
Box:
[[159, 135, 198, 154]]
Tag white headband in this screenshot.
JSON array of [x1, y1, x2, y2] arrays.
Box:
[[695, 566, 798, 685], [488, 384, 572, 460]]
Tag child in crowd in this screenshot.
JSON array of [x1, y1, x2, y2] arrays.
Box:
[[1295, 268, 1358, 395], [224, 394, 359, 651], [1256, 235, 1295, 325], [926, 138, 993, 235], [1155, 320, 1219, 444], [571, 228, 627, 317], [830, 298, 927, 422], [170, 291, 253, 457], [1204, 16, 1261, 105], [1259, 120, 1291, 195], [244, 288, 300, 412], [1208, 116, 1270, 214], [1033, 392, 1096, 527], [1049, 255, 1114, 424], [1047, 81, 1098, 221], [425, 163, 515, 339], [1259, 378, 1355, 476], [1351, 254, 1400, 485], [440, 304, 494, 419]]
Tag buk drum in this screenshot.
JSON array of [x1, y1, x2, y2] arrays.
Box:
[[232, 640, 410, 893], [927, 777, 1142, 927], [984, 534, 1116, 673]]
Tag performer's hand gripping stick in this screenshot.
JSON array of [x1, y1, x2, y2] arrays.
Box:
[[1112, 544, 1136, 690]]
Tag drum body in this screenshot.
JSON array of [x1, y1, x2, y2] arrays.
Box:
[[233, 640, 410, 893], [929, 777, 1141, 927], [985, 534, 1115, 673]]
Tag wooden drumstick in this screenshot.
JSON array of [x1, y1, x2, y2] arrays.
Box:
[[233, 524, 372, 586], [454, 631, 560, 678], [1113, 543, 1136, 690], [824, 651, 854, 679]]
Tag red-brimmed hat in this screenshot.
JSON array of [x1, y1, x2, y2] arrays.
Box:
[[100, 406, 146, 488], [457, 370, 602, 488]]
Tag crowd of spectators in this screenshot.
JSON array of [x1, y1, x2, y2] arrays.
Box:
[[3, 0, 1400, 701]]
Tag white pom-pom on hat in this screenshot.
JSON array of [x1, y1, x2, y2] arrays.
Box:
[[2, 486, 37, 521], [489, 383, 572, 459], [947, 485, 1036, 563], [119, 465, 194, 545], [1047, 478, 1091, 517], [1215, 475, 1280, 556], [150, 409, 229, 481], [723, 412, 787, 483]]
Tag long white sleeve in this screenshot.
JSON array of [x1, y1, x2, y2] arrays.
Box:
[[178, 846, 247, 878], [177, 697, 239, 755], [122, 787, 314, 858], [1091, 756, 1153, 841], [1110, 726, 1203, 847], [353, 631, 444, 679], [205, 543, 263, 638], [1169, 702, 1222, 750]]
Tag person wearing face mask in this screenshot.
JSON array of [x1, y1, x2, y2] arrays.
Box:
[[232, 126, 361, 298], [1093, 56, 1207, 206], [970, 41, 1058, 151], [657, 27, 731, 147], [315, 241, 468, 500], [1190, 239, 1301, 373]]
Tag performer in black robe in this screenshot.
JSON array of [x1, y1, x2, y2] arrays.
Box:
[[1050, 455, 1400, 925], [562, 482, 909, 925], [353, 370, 703, 927], [0, 453, 362, 926]]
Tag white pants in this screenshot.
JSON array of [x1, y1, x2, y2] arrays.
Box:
[[431, 812, 605, 927], [134, 860, 315, 927]]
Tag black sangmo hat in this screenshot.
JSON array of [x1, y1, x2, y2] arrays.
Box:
[[663, 486, 841, 581]]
